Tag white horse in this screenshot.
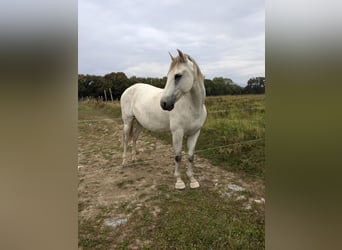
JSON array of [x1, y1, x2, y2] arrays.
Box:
[[120, 49, 207, 189]]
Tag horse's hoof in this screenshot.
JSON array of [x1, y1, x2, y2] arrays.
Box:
[[190, 180, 200, 189], [175, 180, 186, 190]]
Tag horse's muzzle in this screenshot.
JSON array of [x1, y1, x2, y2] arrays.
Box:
[[160, 95, 176, 111]]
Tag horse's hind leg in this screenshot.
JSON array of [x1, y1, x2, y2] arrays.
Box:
[[186, 130, 201, 188], [132, 122, 143, 161], [122, 118, 133, 166]]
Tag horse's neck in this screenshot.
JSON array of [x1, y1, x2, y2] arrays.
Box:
[[189, 79, 206, 111]]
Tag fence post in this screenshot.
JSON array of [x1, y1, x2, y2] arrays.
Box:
[[104, 89, 107, 101], [109, 88, 114, 102]]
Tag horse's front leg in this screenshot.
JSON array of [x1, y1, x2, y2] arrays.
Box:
[[186, 130, 201, 189], [172, 130, 185, 190]]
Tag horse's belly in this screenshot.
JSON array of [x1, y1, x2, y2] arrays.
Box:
[[133, 100, 170, 132], [135, 112, 170, 132], [126, 83, 170, 132]]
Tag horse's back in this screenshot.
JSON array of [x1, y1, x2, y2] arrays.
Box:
[[121, 83, 163, 114]]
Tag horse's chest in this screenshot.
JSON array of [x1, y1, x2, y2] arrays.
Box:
[[185, 116, 204, 133], [171, 112, 205, 135]]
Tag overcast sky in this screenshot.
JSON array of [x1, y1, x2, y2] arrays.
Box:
[[78, 0, 264, 86]]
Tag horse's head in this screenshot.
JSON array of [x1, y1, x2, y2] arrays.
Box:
[[160, 49, 200, 111]]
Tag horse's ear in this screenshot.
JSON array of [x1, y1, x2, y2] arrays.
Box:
[[177, 49, 186, 62], [168, 51, 175, 61]]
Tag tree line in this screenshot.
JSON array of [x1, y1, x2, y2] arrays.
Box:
[[78, 72, 265, 100]]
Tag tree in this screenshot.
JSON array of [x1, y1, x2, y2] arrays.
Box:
[[78, 74, 87, 99], [104, 72, 129, 100], [78, 74, 106, 99], [204, 79, 213, 96], [78, 72, 250, 99], [227, 83, 243, 95], [244, 77, 265, 94]]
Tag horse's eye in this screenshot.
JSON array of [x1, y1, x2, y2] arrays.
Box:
[[174, 74, 182, 81]]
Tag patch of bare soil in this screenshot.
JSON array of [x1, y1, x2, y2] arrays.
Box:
[[78, 118, 264, 222]]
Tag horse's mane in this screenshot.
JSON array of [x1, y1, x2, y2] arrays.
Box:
[[187, 55, 204, 82], [168, 54, 204, 82]]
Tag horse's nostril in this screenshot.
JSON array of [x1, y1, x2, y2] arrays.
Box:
[[161, 96, 175, 111], [161, 101, 167, 110]]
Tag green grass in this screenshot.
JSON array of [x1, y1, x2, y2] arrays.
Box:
[[140, 188, 264, 249], [198, 95, 265, 178], [78, 99, 122, 121], [79, 187, 264, 249], [79, 208, 116, 249]]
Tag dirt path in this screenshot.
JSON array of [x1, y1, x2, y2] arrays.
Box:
[[78, 116, 265, 224]]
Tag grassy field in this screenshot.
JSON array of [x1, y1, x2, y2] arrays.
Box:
[[78, 95, 265, 249], [79, 188, 264, 249]]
